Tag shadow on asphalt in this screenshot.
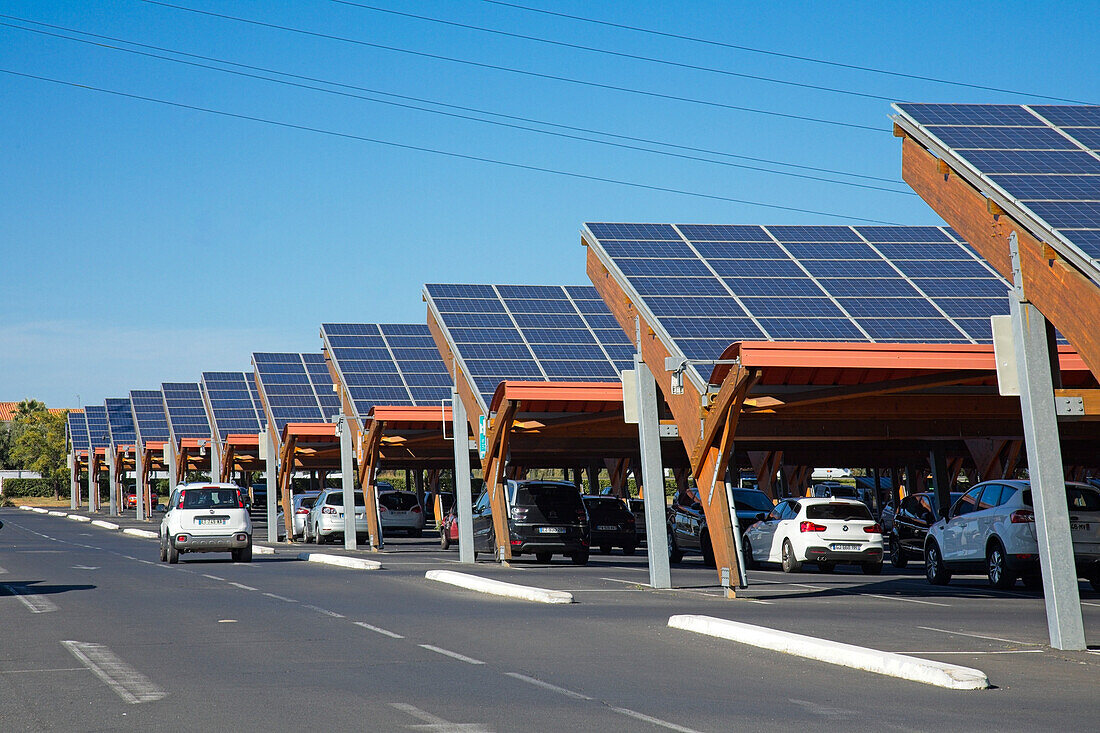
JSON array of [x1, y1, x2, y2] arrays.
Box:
[[0, 581, 96, 595]]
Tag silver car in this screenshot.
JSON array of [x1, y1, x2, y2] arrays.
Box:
[[291, 491, 321, 539], [304, 488, 368, 544], [379, 491, 426, 537]]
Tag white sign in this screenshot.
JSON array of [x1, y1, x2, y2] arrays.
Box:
[[991, 315, 1019, 396]]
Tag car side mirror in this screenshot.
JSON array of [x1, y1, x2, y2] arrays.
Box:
[[755, 512, 766, 522]]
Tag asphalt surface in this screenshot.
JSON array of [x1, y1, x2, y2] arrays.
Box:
[[2, 507, 1098, 732]]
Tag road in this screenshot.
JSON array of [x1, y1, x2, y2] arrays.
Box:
[[1, 509, 1097, 732]]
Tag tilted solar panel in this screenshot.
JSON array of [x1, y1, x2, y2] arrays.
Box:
[[201, 372, 263, 439], [104, 397, 136, 445], [585, 223, 1012, 388], [893, 103, 1100, 280], [252, 353, 337, 432], [424, 284, 634, 409], [68, 411, 89, 451], [84, 405, 110, 449], [130, 390, 170, 444], [161, 383, 211, 440]]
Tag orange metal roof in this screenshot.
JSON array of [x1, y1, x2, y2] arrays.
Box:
[[281, 423, 337, 441], [226, 434, 259, 446], [369, 405, 453, 424], [488, 381, 623, 413]]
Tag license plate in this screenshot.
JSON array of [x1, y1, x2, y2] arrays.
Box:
[[197, 518, 226, 526], [1071, 522, 1090, 531], [831, 543, 860, 552], [538, 527, 564, 534], [597, 525, 617, 531]]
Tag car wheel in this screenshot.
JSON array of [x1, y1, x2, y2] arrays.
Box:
[[535, 551, 552, 563], [599, 544, 612, 555], [890, 534, 908, 568], [237, 543, 252, 563], [987, 541, 1016, 590], [861, 561, 883, 575], [742, 538, 758, 570], [924, 540, 950, 585], [570, 550, 589, 566], [818, 562, 836, 574], [159, 535, 167, 562], [167, 540, 179, 565], [622, 543, 636, 556], [781, 540, 800, 573], [440, 528, 450, 550], [314, 525, 324, 545], [667, 528, 684, 563]]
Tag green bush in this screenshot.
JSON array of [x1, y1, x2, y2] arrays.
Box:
[[2, 477, 64, 498]]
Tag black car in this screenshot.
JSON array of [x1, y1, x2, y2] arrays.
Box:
[[628, 498, 646, 544], [890, 491, 962, 567], [471, 480, 589, 564], [582, 496, 637, 555], [667, 487, 774, 565]]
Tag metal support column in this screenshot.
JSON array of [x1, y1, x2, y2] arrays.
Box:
[[927, 447, 949, 519], [89, 461, 97, 514], [634, 355, 672, 590], [69, 457, 77, 510], [451, 390, 475, 564], [210, 436, 222, 485], [135, 447, 145, 522], [337, 415, 357, 551], [264, 427, 279, 544]]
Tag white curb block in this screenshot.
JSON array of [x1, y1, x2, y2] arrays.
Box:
[[254, 545, 275, 555], [67, 515, 91, 522], [48, 511, 68, 517], [91, 520, 120, 530], [32, 507, 49, 514], [425, 569, 575, 605], [297, 553, 381, 570], [19, 505, 34, 511], [122, 528, 159, 539], [668, 615, 989, 690]]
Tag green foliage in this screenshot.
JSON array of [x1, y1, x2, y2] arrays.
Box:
[[11, 407, 69, 500], [1, 477, 59, 498], [0, 422, 14, 469]]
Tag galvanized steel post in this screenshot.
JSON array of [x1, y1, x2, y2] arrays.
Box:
[[451, 390, 475, 564], [265, 426, 279, 544], [338, 415, 357, 551], [635, 355, 672, 589]]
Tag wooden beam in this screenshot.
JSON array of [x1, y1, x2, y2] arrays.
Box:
[[748, 370, 990, 411], [359, 419, 385, 550], [278, 434, 297, 542], [481, 400, 518, 560]]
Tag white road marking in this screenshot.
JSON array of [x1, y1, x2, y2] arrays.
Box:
[[0, 667, 86, 674], [202, 574, 225, 582], [0, 565, 7, 574], [599, 577, 650, 587], [389, 702, 491, 732], [71, 565, 99, 571], [608, 705, 705, 733], [263, 592, 297, 603], [789, 698, 856, 718], [3, 584, 59, 613], [504, 672, 591, 700], [1082, 601, 1100, 608], [227, 582, 257, 591], [218, 619, 237, 623], [61, 640, 166, 704], [917, 626, 1039, 646], [304, 604, 345, 618], [865, 593, 950, 607], [419, 644, 485, 665], [354, 621, 404, 639], [903, 650, 1044, 655]]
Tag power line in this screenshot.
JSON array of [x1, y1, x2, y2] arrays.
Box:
[[0, 18, 911, 196], [138, 0, 886, 133], [327, 0, 903, 103], [479, 0, 1095, 105], [0, 68, 904, 224]]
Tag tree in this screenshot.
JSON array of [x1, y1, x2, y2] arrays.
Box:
[[0, 422, 13, 469], [12, 408, 69, 500]]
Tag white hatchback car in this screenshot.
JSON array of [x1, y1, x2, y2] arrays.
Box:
[[379, 491, 426, 537], [304, 488, 367, 544], [160, 483, 253, 564], [924, 480, 1100, 590], [742, 497, 884, 574]]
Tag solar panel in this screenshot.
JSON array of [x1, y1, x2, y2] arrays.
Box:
[[321, 323, 452, 420], [161, 382, 211, 440], [252, 353, 339, 432], [424, 283, 635, 409], [84, 405, 110, 449], [130, 390, 170, 445], [585, 223, 1013, 388], [201, 372, 264, 439], [104, 397, 136, 445], [893, 103, 1100, 277], [67, 411, 89, 452]]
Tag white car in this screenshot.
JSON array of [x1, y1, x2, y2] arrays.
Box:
[[304, 488, 367, 544], [290, 491, 321, 539], [742, 497, 883, 574], [379, 491, 425, 537], [160, 483, 252, 564], [924, 480, 1100, 590]]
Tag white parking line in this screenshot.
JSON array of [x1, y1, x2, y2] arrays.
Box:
[[419, 644, 485, 665], [3, 584, 58, 613], [227, 582, 257, 591], [0, 565, 7, 574], [1082, 601, 1100, 608], [262, 592, 297, 603], [0, 667, 86, 674], [304, 604, 345, 618], [504, 672, 591, 700], [599, 577, 649, 587], [917, 626, 1039, 646], [61, 640, 166, 704], [201, 574, 224, 582], [353, 621, 404, 639], [608, 705, 705, 733], [864, 593, 950, 607], [389, 702, 490, 732]]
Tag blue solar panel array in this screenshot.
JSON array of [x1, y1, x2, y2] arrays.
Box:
[[130, 390, 170, 445], [104, 397, 136, 446], [585, 223, 1011, 385], [321, 323, 452, 419], [424, 284, 636, 407], [893, 104, 1100, 272], [84, 405, 110, 449], [201, 372, 265, 439], [67, 411, 89, 452], [161, 382, 211, 440], [253, 353, 341, 432]]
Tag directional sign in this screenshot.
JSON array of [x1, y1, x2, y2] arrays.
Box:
[[478, 415, 487, 460]]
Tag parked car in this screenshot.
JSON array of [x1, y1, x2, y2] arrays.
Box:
[[379, 491, 425, 537], [667, 487, 774, 565], [440, 503, 459, 550], [890, 492, 962, 568], [742, 497, 883, 574], [582, 496, 637, 555], [471, 480, 589, 564], [290, 491, 321, 539], [425, 490, 455, 526], [303, 488, 367, 544], [879, 500, 897, 535], [159, 483, 253, 564], [924, 480, 1100, 590], [629, 498, 646, 544]]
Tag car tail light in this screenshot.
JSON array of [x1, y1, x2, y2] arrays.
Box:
[[799, 521, 827, 532], [626, 515, 636, 525], [864, 523, 882, 534], [411, 506, 421, 514], [379, 505, 388, 512], [295, 507, 310, 515], [176, 535, 187, 543], [321, 506, 337, 515], [177, 491, 185, 509], [511, 539, 522, 545], [1010, 509, 1035, 523], [235, 533, 247, 542]]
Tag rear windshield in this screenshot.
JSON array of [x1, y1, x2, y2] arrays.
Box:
[[1023, 487, 1100, 512], [732, 490, 773, 513], [510, 483, 584, 519], [325, 492, 366, 507], [806, 503, 873, 521], [298, 497, 317, 509], [182, 488, 242, 509], [379, 492, 419, 510], [585, 497, 628, 512]]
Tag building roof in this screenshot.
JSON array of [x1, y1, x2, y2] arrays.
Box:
[[0, 402, 75, 422]]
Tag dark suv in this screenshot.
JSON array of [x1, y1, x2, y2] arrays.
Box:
[[471, 480, 590, 565], [668, 487, 774, 565], [890, 491, 961, 567], [582, 496, 637, 555]]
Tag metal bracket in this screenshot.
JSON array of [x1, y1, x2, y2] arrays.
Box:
[[664, 356, 740, 396], [1009, 231, 1025, 298], [1055, 396, 1085, 419], [658, 424, 680, 438]]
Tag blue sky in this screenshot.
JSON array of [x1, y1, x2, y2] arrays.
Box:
[[1, 0, 1096, 407]]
